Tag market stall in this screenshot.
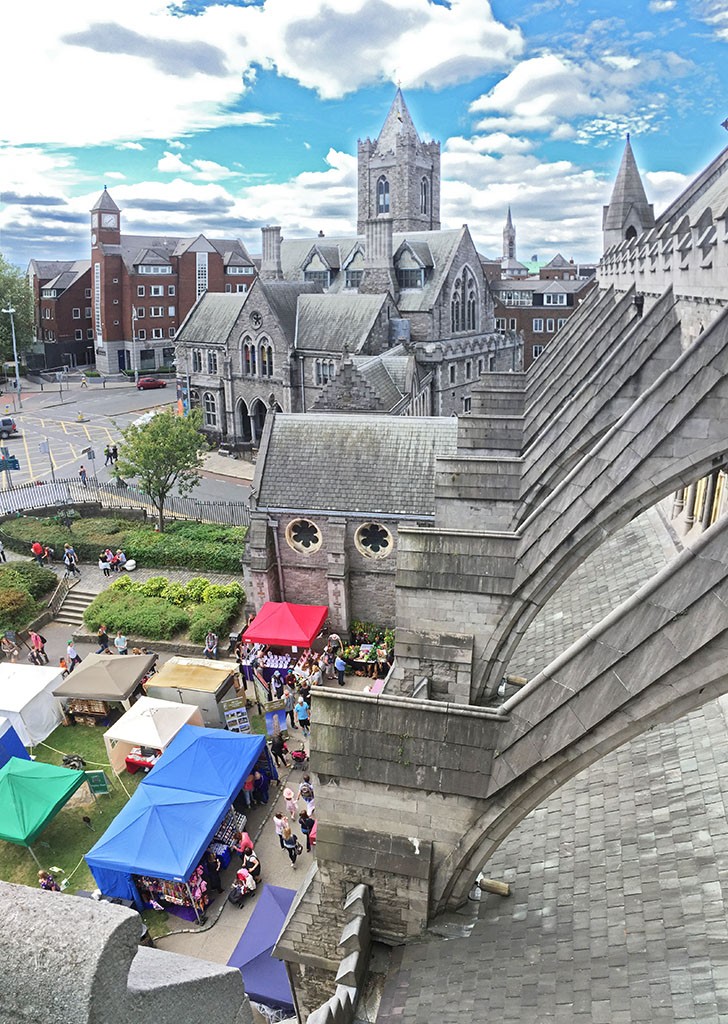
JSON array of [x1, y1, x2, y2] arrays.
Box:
[[0, 757, 86, 865], [52, 653, 158, 725], [85, 726, 265, 920], [144, 657, 239, 728], [242, 602, 328, 648], [103, 697, 204, 774], [0, 716, 30, 768], [0, 665, 64, 746], [227, 885, 296, 1019]]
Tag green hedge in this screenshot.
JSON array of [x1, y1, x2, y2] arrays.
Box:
[[0, 562, 57, 634], [0, 517, 246, 573], [0, 563, 57, 599], [82, 575, 244, 642]]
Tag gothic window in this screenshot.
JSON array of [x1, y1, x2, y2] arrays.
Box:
[[243, 341, 258, 376], [377, 176, 390, 215], [286, 518, 322, 554], [625, 226, 637, 241], [451, 268, 478, 333], [355, 522, 393, 559], [260, 343, 274, 378], [192, 349, 202, 373], [451, 281, 461, 333], [420, 177, 429, 215], [203, 391, 217, 427], [189, 389, 200, 408], [314, 359, 335, 385], [466, 279, 477, 331], [207, 350, 218, 374]]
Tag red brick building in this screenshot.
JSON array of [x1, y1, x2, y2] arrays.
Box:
[[27, 260, 93, 368]]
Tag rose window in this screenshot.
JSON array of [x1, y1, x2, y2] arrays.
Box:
[[356, 522, 393, 559], [286, 518, 322, 554]]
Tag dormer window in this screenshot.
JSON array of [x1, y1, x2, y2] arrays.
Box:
[[396, 268, 424, 289], [304, 270, 331, 287], [345, 270, 363, 289], [377, 176, 390, 215]]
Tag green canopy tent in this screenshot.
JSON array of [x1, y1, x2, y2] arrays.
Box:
[[0, 757, 86, 866]]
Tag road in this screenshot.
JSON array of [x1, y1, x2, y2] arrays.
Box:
[[0, 382, 251, 504]]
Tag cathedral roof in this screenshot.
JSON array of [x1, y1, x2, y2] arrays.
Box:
[[374, 88, 421, 154], [603, 138, 654, 232], [254, 414, 458, 518], [295, 293, 389, 353], [259, 280, 320, 345], [174, 291, 248, 344]]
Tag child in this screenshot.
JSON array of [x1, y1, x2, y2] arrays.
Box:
[[283, 787, 299, 820]]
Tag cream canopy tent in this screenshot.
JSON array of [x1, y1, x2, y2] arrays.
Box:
[[0, 665, 64, 747], [103, 697, 204, 774]]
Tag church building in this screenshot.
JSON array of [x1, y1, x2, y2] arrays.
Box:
[[173, 90, 520, 446]]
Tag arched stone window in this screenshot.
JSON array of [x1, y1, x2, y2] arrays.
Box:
[[314, 359, 336, 385], [625, 226, 637, 241], [420, 177, 429, 215], [377, 176, 390, 215], [243, 338, 257, 376], [451, 267, 478, 334], [203, 391, 217, 428], [238, 399, 252, 442], [355, 522, 393, 559], [451, 278, 462, 334], [286, 518, 322, 554], [466, 276, 477, 331], [260, 343, 274, 378], [189, 389, 200, 408]]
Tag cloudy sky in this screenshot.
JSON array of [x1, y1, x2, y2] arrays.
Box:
[[1, 0, 726, 268]]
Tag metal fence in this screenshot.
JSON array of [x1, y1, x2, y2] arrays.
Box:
[[0, 477, 250, 528]]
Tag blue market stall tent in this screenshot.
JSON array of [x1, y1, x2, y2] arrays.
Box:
[[0, 717, 30, 769], [85, 726, 265, 915]]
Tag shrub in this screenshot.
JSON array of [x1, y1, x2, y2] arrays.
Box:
[[140, 576, 168, 597], [83, 591, 189, 640], [185, 577, 211, 602], [188, 598, 239, 644], [202, 581, 245, 604], [0, 563, 57, 599], [161, 581, 189, 606], [109, 574, 135, 592], [0, 586, 38, 633]]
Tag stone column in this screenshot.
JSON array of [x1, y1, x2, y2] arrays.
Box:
[[260, 226, 283, 280], [671, 487, 686, 519], [684, 482, 698, 527], [701, 471, 720, 531], [326, 518, 350, 633]]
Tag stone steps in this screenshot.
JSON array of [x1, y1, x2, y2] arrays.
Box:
[[56, 589, 96, 626]]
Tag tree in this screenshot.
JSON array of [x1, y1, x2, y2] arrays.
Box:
[[116, 409, 209, 531], [0, 254, 34, 363]]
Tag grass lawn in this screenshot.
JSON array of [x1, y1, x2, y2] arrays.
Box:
[[0, 709, 269, 939]]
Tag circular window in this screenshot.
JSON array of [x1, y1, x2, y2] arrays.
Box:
[[286, 518, 322, 554], [355, 522, 393, 559]]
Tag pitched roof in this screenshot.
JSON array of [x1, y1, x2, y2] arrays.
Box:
[[90, 187, 119, 213], [175, 292, 248, 344], [543, 253, 572, 268], [260, 280, 321, 346], [42, 260, 91, 293], [255, 414, 458, 517], [354, 354, 406, 410], [28, 259, 73, 281], [374, 88, 421, 154], [106, 233, 251, 274], [295, 293, 387, 353]]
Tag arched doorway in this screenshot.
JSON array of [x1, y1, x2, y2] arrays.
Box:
[[251, 398, 267, 442], [238, 399, 252, 443]]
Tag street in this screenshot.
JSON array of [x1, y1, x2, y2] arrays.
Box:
[[0, 381, 252, 503]]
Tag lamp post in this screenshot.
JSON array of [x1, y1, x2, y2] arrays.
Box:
[[1, 305, 22, 409]]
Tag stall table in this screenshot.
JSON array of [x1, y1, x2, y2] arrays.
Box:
[[124, 747, 161, 774]]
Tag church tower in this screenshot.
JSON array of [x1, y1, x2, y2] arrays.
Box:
[[602, 136, 655, 251], [503, 207, 516, 260], [357, 89, 440, 234]]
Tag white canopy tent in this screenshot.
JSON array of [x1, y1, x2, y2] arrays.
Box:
[[103, 696, 203, 774], [0, 666, 64, 747]]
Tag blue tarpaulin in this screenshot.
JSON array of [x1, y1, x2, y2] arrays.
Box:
[[0, 717, 29, 769], [85, 726, 265, 904], [227, 885, 296, 1013]]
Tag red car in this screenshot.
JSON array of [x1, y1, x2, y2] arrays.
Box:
[[136, 377, 167, 390]]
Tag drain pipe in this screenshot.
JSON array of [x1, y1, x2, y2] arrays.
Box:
[[269, 518, 285, 601]]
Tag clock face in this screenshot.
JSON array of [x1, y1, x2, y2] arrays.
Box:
[[250, 310, 263, 328], [101, 213, 117, 228]]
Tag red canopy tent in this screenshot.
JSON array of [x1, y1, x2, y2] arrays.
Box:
[[242, 602, 328, 648]]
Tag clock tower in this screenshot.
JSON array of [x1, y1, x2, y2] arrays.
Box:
[[90, 186, 121, 247]]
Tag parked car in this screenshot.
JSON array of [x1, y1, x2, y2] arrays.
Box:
[[0, 416, 18, 439], [136, 377, 167, 390]]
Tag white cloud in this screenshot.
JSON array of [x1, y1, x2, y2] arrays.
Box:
[[446, 133, 534, 155], [648, 0, 677, 11], [117, 142, 144, 151], [157, 151, 238, 181], [103, 171, 126, 180]]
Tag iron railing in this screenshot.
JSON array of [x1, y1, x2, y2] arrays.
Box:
[[0, 477, 250, 528]]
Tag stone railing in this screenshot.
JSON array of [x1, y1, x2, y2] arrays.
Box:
[[305, 884, 371, 1024], [47, 575, 77, 618]]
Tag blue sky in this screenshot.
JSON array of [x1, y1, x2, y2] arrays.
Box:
[[1, 0, 726, 268]]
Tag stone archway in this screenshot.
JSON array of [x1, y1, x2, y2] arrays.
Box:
[[251, 398, 267, 442], [237, 398, 252, 443]]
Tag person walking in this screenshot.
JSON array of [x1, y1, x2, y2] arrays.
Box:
[[334, 651, 347, 686], [270, 731, 288, 769], [28, 630, 49, 665], [30, 541, 44, 565], [297, 775, 315, 816], [96, 624, 110, 654], [298, 810, 316, 853], [98, 553, 111, 578], [0, 539, 6, 562], [79, 465, 88, 487], [281, 826, 301, 869], [283, 686, 298, 730], [66, 640, 82, 672], [62, 545, 80, 578], [114, 630, 128, 655], [295, 695, 311, 737], [283, 786, 299, 820], [273, 812, 289, 849], [111, 445, 118, 463], [80, 374, 88, 388], [104, 446, 113, 466]]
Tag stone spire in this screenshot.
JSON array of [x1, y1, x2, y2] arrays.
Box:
[[374, 88, 420, 154], [503, 207, 516, 260], [602, 137, 655, 251]]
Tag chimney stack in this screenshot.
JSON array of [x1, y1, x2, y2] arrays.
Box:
[[359, 217, 398, 297], [260, 225, 283, 280]]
